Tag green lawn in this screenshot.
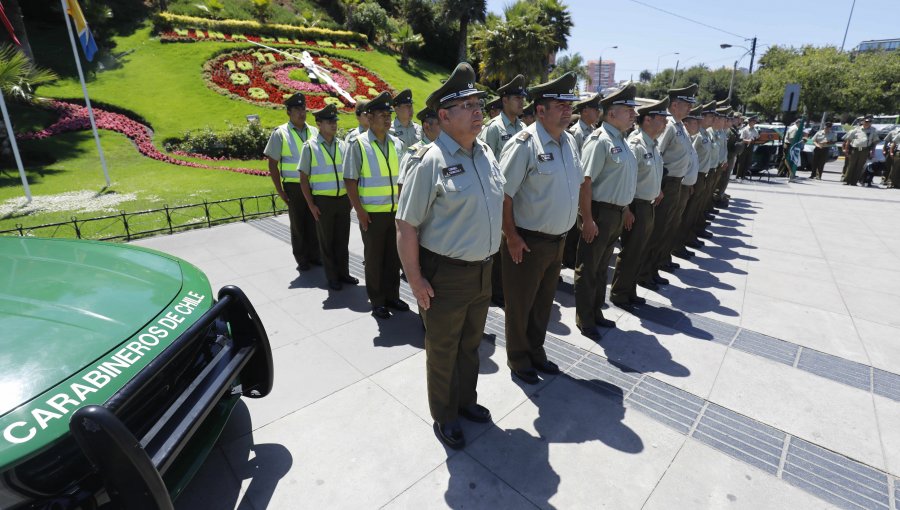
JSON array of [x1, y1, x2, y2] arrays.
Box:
[[2, 22, 448, 236]]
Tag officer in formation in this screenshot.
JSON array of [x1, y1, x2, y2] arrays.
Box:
[[479, 74, 527, 308], [521, 102, 536, 126], [810, 122, 837, 180], [842, 117, 878, 186], [710, 105, 731, 208], [673, 101, 716, 259], [497, 72, 581, 384], [574, 85, 640, 340], [344, 100, 369, 145], [485, 96, 502, 120], [669, 105, 701, 260], [264, 92, 321, 272], [343, 92, 409, 319], [563, 94, 602, 269], [609, 97, 668, 308], [735, 115, 760, 180], [396, 62, 504, 450], [398, 107, 442, 185], [390, 89, 423, 150], [714, 111, 743, 206], [297, 104, 358, 291]]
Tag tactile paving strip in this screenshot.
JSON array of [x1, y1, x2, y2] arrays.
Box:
[[692, 403, 784, 475]]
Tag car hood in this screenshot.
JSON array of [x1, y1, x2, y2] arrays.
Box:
[[0, 238, 184, 417]]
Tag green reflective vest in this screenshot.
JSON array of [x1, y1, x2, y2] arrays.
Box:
[[308, 138, 346, 196], [279, 123, 314, 183], [357, 136, 400, 213]]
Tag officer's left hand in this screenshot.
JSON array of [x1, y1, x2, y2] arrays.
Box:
[[623, 208, 635, 231], [506, 233, 531, 264], [653, 191, 664, 206]]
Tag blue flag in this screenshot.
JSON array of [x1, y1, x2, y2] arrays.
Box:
[[65, 0, 98, 61]]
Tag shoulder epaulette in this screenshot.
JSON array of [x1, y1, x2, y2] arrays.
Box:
[[412, 143, 433, 160], [516, 131, 532, 142]]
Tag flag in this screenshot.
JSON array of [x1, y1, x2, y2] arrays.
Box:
[[0, 1, 21, 46], [65, 0, 97, 61]]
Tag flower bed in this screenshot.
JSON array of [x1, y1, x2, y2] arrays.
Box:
[[153, 12, 368, 46], [203, 49, 394, 112], [159, 28, 370, 51], [17, 101, 267, 176]]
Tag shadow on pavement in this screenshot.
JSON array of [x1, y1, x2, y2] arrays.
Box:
[[372, 310, 426, 349], [598, 328, 691, 377]]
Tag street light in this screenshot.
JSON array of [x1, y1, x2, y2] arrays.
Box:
[[720, 43, 754, 102], [597, 45, 618, 92], [656, 52, 679, 75], [670, 56, 696, 87]]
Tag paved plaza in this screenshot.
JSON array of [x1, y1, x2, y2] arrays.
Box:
[[133, 161, 900, 509]]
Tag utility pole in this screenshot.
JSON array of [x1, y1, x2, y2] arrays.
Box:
[[748, 37, 757, 74]]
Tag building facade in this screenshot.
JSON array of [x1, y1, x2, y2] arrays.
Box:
[[586, 60, 616, 93]]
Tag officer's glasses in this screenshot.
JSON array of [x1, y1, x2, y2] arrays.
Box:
[[444, 99, 485, 112]]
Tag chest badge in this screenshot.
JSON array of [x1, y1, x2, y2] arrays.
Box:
[[610, 146, 623, 154], [538, 152, 554, 162], [442, 165, 465, 177]]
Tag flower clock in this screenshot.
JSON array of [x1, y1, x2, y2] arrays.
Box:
[[204, 49, 394, 112]]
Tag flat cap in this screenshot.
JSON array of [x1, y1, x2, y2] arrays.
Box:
[[485, 96, 502, 112], [522, 101, 535, 117], [312, 103, 338, 121], [355, 99, 369, 116], [701, 101, 718, 114], [392, 89, 413, 106], [497, 74, 527, 97], [365, 91, 394, 113], [716, 99, 731, 109], [600, 84, 639, 108], [284, 93, 306, 108], [746, 114, 759, 121], [637, 97, 670, 117], [685, 105, 703, 120], [668, 83, 698, 104], [416, 106, 437, 122], [715, 106, 732, 117], [528, 72, 578, 101], [863, 115, 873, 121], [574, 93, 602, 112], [426, 62, 486, 109]]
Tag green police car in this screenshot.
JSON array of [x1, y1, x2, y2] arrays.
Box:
[[0, 237, 273, 509]]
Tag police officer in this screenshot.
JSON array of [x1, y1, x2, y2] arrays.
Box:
[[396, 63, 504, 449], [670, 105, 702, 260], [709, 106, 731, 209], [843, 117, 878, 186], [570, 94, 602, 151], [390, 89, 423, 150], [521, 101, 536, 126], [485, 96, 502, 120], [675, 101, 717, 257], [399, 107, 441, 185], [343, 92, 408, 319], [298, 104, 358, 291], [264, 92, 321, 272], [344, 100, 369, 145], [610, 97, 668, 308], [574, 84, 640, 340], [811, 122, 837, 180], [637, 84, 697, 289], [498, 72, 581, 384], [736, 115, 760, 180]]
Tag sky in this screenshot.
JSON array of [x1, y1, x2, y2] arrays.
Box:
[[484, 0, 895, 82]]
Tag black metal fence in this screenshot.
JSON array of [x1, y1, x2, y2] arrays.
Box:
[[0, 194, 287, 242]]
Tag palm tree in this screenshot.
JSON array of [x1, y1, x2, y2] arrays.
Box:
[[0, 44, 57, 165], [444, 0, 486, 63], [471, 17, 553, 86], [639, 70, 652, 83], [392, 23, 423, 67], [551, 53, 587, 83], [503, 0, 571, 81]]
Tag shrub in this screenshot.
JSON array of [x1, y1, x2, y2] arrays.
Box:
[[346, 2, 391, 44], [166, 122, 271, 160], [153, 12, 368, 45]]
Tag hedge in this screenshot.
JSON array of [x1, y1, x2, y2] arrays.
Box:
[[152, 12, 368, 45]]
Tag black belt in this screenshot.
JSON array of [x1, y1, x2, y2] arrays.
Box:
[[662, 175, 683, 184], [517, 227, 566, 241], [421, 247, 491, 267], [631, 198, 653, 205], [593, 201, 626, 212]]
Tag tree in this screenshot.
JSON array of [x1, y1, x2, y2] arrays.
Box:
[[391, 22, 423, 67], [346, 1, 392, 44], [470, 17, 553, 86], [503, 0, 571, 80], [0, 0, 33, 63], [551, 52, 587, 85], [0, 44, 57, 165], [404, 0, 457, 68], [443, 0, 486, 63], [639, 70, 652, 83]]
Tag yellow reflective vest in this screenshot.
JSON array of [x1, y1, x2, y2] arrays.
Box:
[[356, 136, 401, 213], [308, 138, 346, 196], [278, 123, 316, 183]]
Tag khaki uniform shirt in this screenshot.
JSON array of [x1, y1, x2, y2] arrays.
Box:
[[398, 135, 433, 185], [628, 127, 663, 201], [344, 126, 366, 145], [568, 119, 594, 154], [845, 126, 878, 149], [657, 116, 693, 178], [342, 130, 403, 180], [683, 133, 701, 186], [397, 131, 505, 261], [883, 128, 900, 147], [712, 127, 727, 165], [582, 122, 638, 206], [500, 121, 581, 236], [390, 119, 423, 151], [786, 124, 799, 143], [739, 125, 759, 143], [813, 130, 837, 147], [263, 121, 318, 161], [694, 128, 715, 174], [297, 134, 344, 175], [481, 112, 524, 160]]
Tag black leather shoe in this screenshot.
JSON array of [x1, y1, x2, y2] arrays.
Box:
[[339, 275, 359, 285], [491, 295, 505, 308], [661, 261, 680, 270], [434, 421, 465, 450], [595, 317, 616, 329], [637, 280, 659, 291], [610, 298, 633, 309], [685, 239, 702, 249], [653, 274, 669, 285], [697, 230, 713, 239], [673, 249, 693, 260], [372, 306, 391, 319], [579, 325, 603, 340], [297, 262, 311, 272], [704, 212, 716, 220], [386, 299, 410, 312], [630, 295, 646, 305], [328, 280, 342, 291], [459, 404, 492, 423], [512, 368, 540, 385], [534, 359, 560, 375]]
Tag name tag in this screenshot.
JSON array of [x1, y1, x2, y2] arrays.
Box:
[[501, 134, 512, 141], [538, 153, 554, 162], [610, 147, 623, 154], [395, 130, 404, 136], [644, 153, 653, 159], [442, 165, 465, 177]]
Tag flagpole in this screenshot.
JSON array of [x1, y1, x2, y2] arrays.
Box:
[[0, 91, 31, 202], [60, 0, 109, 187]]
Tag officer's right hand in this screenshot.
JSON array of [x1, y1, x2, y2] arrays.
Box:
[[309, 205, 321, 222], [582, 220, 599, 244], [278, 190, 289, 203], [506, 233, 531, 264], [410, 275, 435, 310], [357, 210, 371, 231]]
